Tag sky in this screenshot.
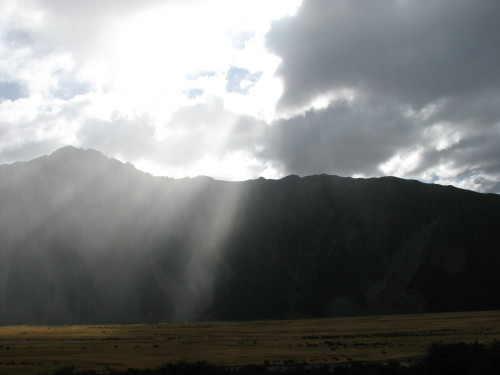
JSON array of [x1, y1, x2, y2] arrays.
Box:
[[1, 0, 499, 193]]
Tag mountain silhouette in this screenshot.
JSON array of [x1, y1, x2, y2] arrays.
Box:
[[0, 146, 499, 324]]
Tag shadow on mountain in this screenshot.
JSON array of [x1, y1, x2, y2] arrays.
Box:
[[0, 146, 499, 323]]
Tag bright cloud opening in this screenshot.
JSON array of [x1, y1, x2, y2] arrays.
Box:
[[1, 0, 499, 193]]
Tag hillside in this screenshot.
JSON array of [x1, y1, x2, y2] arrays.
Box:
[[0, 146, 499, 324]]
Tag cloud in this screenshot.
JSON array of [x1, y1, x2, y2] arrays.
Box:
[[267, 0, 500, 111], [262, 0, 500, 193], [187, 89, 203, 99], [0, 138, 61, 164], [77, 114, 156, 161], [0, 96, 87, 164], [10, 0, 165, 55], [226, 67, 262, 95], [149, 99, 270, 178], [0, 81, 27, 101], [73, 98, 274, 180], [261, 94, 418, 177], [0, 0, 498, 194]]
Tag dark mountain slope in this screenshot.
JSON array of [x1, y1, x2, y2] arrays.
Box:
[[212, 175, 500, 319], [0, 147, 498, 324]]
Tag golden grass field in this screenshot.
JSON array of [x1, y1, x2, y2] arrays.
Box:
[[0, 310, 499, 375]]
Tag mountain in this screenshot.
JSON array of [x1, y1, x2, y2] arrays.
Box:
[[0, 146, 499, 324]]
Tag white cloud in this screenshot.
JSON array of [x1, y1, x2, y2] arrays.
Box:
[[0, 0, 301, 176], [379, 148, 423, 176], [153, 151, 283, 181], [424, 122, 462, 152], [263, 0, 500, 193], [0, 0, 499, 194]]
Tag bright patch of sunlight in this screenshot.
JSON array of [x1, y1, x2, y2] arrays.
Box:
[[101, 0, 302, 122], [424, 122, 462, 151], [379, 148, 422, 176], [135, 151, 283, 181], [276, 89, 358, 120]]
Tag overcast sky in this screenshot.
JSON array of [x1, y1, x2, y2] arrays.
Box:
[[1, 0, 499, 192]]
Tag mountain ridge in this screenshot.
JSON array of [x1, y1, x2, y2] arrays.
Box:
[[3, 145, 489, 193], [0, 147, 499, 324]]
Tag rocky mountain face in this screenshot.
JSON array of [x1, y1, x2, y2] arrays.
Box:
[[0, 146, 499, 324]]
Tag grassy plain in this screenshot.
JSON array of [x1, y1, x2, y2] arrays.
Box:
[[0, 310, 499, 375]]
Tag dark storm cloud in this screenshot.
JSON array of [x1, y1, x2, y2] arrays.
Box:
[[261, 95, 418, 177], [414, 92, 500, 177], [262, 0, 500, 192], [267, 0, 500, 110], [430, 92, 500, 129], [419, 124, 500, 179]]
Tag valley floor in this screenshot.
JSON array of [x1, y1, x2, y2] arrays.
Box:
[[0, 310, 499, 375]]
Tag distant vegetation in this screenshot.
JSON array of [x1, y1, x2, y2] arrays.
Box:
[[0, 311, 499, 375], [46, 341, 500, 375]]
